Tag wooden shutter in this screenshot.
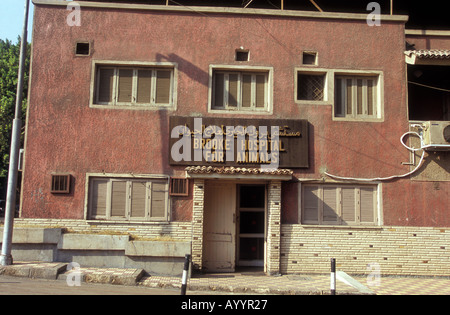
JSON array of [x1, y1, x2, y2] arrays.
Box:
[[255, 74, 266, 108], [303, 185, 319, 223], [322, 187, 338, 223], [117, 68, 133, 103], [357, 79, 363, 115], [155, 70, 171, 104], [111, 181, 127, 217], [98, 68, 115, 103], [91, 179, 108, 218], [228, 73, 238, 107], [360, 187, 375, 223], [346, 78, 353, 115], [130, 181, 147, 218], [214, 73, 224, 108], [341, 187, 356, 224], [150, 182, 167, 218], [335, 78, 344, 117], [137, 69, 152, 104], [242, 74, 252, 108], [367, 79, 375, 116]]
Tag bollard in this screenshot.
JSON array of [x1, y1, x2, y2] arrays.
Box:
[[181, 254, 191, 295], [330, 258, 336, 295]]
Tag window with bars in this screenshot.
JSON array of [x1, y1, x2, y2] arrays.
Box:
[[51, 174, 71, 194], [302, 184, 378, 226], [297, 73, 325, 101], [169, 178, 189, 197], [212, 70, 269, 111], [335, 75, 379, 119], [89, 177, 169, 221], [95, 66, 173, 107]]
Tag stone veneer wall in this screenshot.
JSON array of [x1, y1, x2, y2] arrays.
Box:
[[266, 181, 281, 275], [280, 225, 450, 277], [191, 179, 205, 271]]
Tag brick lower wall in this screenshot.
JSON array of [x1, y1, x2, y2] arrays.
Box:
[[9, 218, 450, 276], [11, 218, 192, 241], [280, 225, 450, 277]]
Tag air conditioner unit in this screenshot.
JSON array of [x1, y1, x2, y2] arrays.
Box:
[[421, 121, 450, 151]]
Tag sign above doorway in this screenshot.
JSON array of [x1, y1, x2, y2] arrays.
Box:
[[169, 116, 309, 168]]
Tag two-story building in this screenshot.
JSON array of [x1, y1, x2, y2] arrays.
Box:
[[11, 0, 450, 276]]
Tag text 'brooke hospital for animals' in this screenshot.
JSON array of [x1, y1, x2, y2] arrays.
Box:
[[169, 117, 309, 169]]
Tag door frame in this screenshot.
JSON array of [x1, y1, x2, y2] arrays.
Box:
[[236, 183, 267, 268]]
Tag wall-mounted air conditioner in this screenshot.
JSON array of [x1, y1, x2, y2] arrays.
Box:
[[422, 121, 450, 151]]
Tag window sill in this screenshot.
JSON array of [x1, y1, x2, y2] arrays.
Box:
[[86, 220, 170, 225], [298, 224, 382, 230], [208, 108, 273, 115], [332, 117, 384, 123], [90, 104, 175, 111]]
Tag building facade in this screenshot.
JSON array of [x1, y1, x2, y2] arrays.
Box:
[[13, 1, 450, 276]]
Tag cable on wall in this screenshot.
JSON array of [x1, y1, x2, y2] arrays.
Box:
[[324, 128, 426, 182]]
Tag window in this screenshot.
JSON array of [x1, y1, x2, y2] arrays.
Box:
[[211, 69, 270, 112], [51, 174, 71, 194], [302, 51, 318, 65], [235, 49, 250, 61], [169, 178, 189, 197], [94, 65, 174, 107], [89, 177, 169, 221], [75, 42, 90, 56], [302, 184, 378, 226], [297, 73, 325, 101], [334, 75, 379, 119]]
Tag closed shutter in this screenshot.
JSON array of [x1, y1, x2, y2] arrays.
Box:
[[155, 70, 171, 104], [111, 181, 127, 218], [151, 182, 167, 218], [360, 187, 375, 223], [91, 179, 108, 218], [303, 185, 319, 223], [214, 73, 224, 108], [98, 68, 115, 103], [346, 78, 353, 115], [242, 74, 252, 108], [357, 79, 363, 115], [131, 181, 147, 218], [367, 79, 374, 116], [117, 68, 133, 103], [335, 78, 343, 116], [137, 69, 152, 104], [323, 187, 338, 223], [228, 73, 238, 107], [255, 74, 266, 108], [341, 187, 356, 224]]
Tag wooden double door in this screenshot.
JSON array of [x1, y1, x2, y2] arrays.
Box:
[[203, 182, 266, 272]]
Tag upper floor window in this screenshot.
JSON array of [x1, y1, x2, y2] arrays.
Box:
[[209, 66, 272, 114], [334, 75, 379, 119], [91, 61, 176, 109]]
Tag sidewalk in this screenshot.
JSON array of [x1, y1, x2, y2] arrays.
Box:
[[1, 261, 450, 295]]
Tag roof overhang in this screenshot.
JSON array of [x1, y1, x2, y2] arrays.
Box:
[[33, 0, 409, 23], [185, 166, 293, 181], [405, 50, 450, 65]]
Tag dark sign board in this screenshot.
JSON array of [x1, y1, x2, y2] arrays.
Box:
[[169, 116, 309, 168]]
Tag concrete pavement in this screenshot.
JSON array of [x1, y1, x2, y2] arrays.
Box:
[[1, 261, 450, 295]]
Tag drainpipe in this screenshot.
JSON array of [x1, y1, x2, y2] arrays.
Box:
[[0, 0, 30, 266]]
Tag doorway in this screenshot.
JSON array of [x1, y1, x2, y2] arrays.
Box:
[[237, 185, 266, 269]]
